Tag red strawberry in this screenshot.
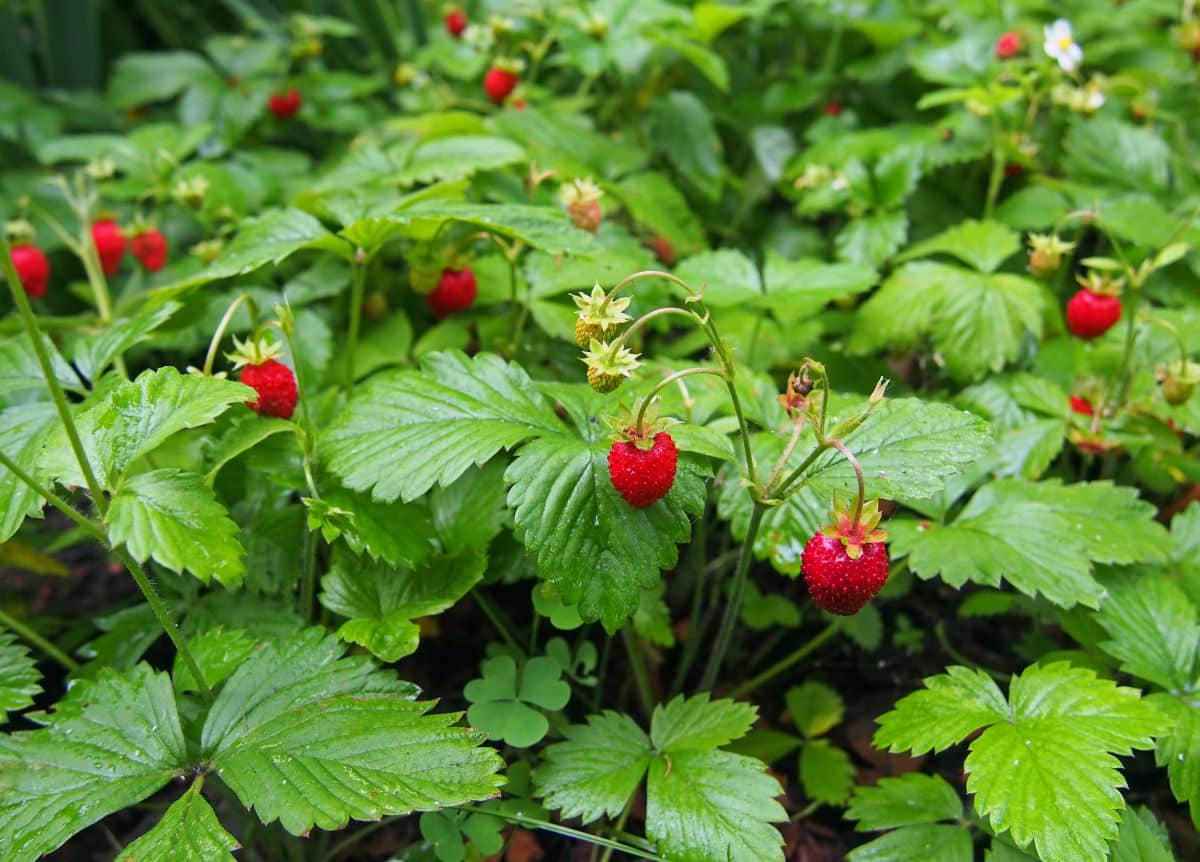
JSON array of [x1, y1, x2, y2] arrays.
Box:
[[445, 8, 468, 37], [240, 359, 298, 419], [1069, 395, 1094, 416], [484, 67, 519, 104], [427, 267, 477, 318], [995, 31, 1021, 59], [130, 229, 168, 272], [824, 101, 843, 117], [608, 431, 678, 508], [802, 534, 889, 615], [1066, 289, 1121, 339], [10, 243, 50, 298], [646, 235, 676, 265], [268, 88, 302, 119], [91, 220, 126, 276]]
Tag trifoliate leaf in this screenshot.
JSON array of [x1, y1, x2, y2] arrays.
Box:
[[464, 655, 571, 748], [651, 693, 756, 751], [319, 549, 485, 662], [172, 627, 258, 694], [115, 778, 239, 862], [845, 773, 963, 831], [847, 824, 973, 862], [535, 710, 653, 821], [1095, 572, 1198, 693], [506, 435, 707, 631], [0, 402, 56, 542], [786, 681, 844, 738], [875, 662, 1171, 862], [0, 632, 40, 723], [0, 665, 188, 862], [323, 351, 562, 503], [41, 367, 254, 489], [891, 480, 1169, 609], [799, 740, 854, 805], [201, 628, 503, 835], [107, 468, 245, 588]]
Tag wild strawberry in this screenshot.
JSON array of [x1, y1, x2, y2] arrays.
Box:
[[572, 283, 631, 348], [268, 88, 302, 118], [824, 101, 843, 117], [1069, 395, 1094, 416], [445, 7, 467, 37], [241, 359, 298, 419], [10, 243, 50, 298], [802, 500, 889, 616], [646, 235, 676, 265], [995, 31, 1021, 59], [130, 229, 168, 272], [1158, 360, 1200, 406], [427, 267, 477, 318], [582, 337, 639, 393], [1027, 233, 1073, 278], [1066, 288, 1121, 340], [608, 431, 678, 508], [91, 220, 126, 276], [484, 66, 519, 104], [560, 178, 604, 232]]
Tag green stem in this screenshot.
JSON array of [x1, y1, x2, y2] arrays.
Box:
[[458, 806, 663, 861], [299, 528, 317, 622], [612, 306, 704, 351], [772, 441, 830, 499], [984, 128, 1006, 220], [699, 502, 767, 691], [1, 233, 108, 516], [827, 438, 865, 524], [634, 367, 726, 432], [202, 294, 255, 376], [597, 801, 634, 862], [0, 605, 80, 672], [343, 256, 369, 392], [728, 620, 842, 700], [78, 232, 115, 323], [1115, 287, 1142, 407], [622, 627, 655, 720], [474, 589, 527, 658], [0, 448, 106, 542]]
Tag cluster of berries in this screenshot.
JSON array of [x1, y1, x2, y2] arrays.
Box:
[[1026, 233, 1122, 340], [10, 221, 168, 298]]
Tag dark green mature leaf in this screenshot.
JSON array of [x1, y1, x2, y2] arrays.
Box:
[[201, 628, 503, 835], [203, 414, 296, 485], [172, 627, 257, 694], [430, 461, 508, 551], [1096, 573, 1199, 693], [0, 632, 40, 723], [115, 778, 238, 862], [323, 351, 563, 503], [0, 402, 56, 542], [875, 663, 1170, 862], [107, 469, 245, 588], [891, 480, 1168, 608], [0, 665, 188, 862], [321, 486, 438, 567], [506, 435, 707, 631], [650, 91, 724, 200], [845, 773, 963, 831], [1064, 118, 1169, 193], [320, 550, 485, 661], [41, 368, 254, 489], [799, 740, 854, 805], [1110, 806, 1176, 862], [70, 302, 179, 382], [536, 710, 652, 821], [847, 824, 973, 862], [0, 333, 84, 397], [108, 52, 214, 108]]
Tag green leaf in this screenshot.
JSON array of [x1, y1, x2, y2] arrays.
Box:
[[845, 773, 963, 830], [898, 220, 1021, 274], [172, 627, 257, 695], [786, 681, 844, 738], [107, 469, 245, 588], [1147, 694, 1200, 828], [760, 254, 877, 320], [201, 628, 503, 835], [876, 663, 1171, 862], [430, 460, 508, 551], [851, 262, 1046, 382], [320, 550, 485, 662], [0, 632, 40, 723], [1095, 572, 1198, 693], [108, 52, 213, 108], [321, 486, 438, 567], [0, 403, 56, 542], [464, 655, 571, 748], [650, 693, 756, 751], [1110, 806, 1176, 862], [506, 435, 707, 631], [848, 824, 973, 862], [397, 135, 526, 185], [799, 740, 854, 805], [1063, 118, 1169, 193], [323, 351, 562, 503], [673, 249, 761, 307], [70, 302, 179, 383], [0, 332, 84, 397], [891, 480, 1169, 609], [535, 710, 652, 821], [650, 91, 724, 200], [384, 201, 600, 256], [115, 778, 239, 862], [613, 171, 706, 258], [203, 414, 296, 485], [836, 211, 908, 268], [0, 665, 187, 861], [42, 367, 254, 489]]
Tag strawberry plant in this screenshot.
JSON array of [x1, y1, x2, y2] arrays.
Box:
[[1, 1, 1199, 861]]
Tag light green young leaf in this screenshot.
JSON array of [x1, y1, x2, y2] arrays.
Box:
[[651, 694, 757, 751], [115, 778, 239, 862], [835, 210, 909, 268], [323, 351, 562, 503], [397, 135, 526, 185], [201, 628, 503, 835], [786, 681, 844, 738], [673, 249, 761, 307], [1110, 805, 1176, 862], [1147, 694, 1200, 829], [760, 254, 877, 320], [0, 332, 84, 398], [0, 632, 40, 723], [384, 200, 600, 256], [847, 824, 973, 862], [1095, 573, 1198, 693], [0, 665, 188, 862], [41, 367, 254, 489], [0, 402, 56, 542], [845, 773, 963, 831], [891, 480, 1168, 609], [535, 710, 653, 821], [171, 627, 258, 694], [70, 302, 179, 383], [464, 655, 571, 748], [898, 220, 1021, 274], [876, 663, 1171, 862], [799, 740, 854, 805], [506, 435, 707, 631]]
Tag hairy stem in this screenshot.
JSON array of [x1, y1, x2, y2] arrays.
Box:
[[699, 502, 767, 691], [622, 627, 655, 720], [343, 256, 369, 392], [728, 620, 842, 700]]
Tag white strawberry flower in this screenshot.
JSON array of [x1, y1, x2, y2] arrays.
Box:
[[1044, 19, 1083, 72]]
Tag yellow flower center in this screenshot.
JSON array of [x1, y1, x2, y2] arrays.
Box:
[[1058, 36, 1074, 51]]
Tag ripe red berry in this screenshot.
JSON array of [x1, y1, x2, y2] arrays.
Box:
[[484, 67, 519, 104], [130, 229, 168, 272], [646, 235, 676, 265], [10, 243, 50, 298], [427, 267, 477, 318], [995, 31, 1021, 59], [268, 88, 302, 119], [801, 534, 889, 615], [1066, 289, 1121, 339], [445, 8, 468, 37], [240, 359, 298, 419], [824, 101, 843, 117], [608, 432, 678, 508], [91, 220, 126, 276], [1069, 395, 1094, 416]]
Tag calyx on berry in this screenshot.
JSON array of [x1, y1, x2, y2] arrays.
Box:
[[572, 283, 632, 348], [1027, 233, 1074, 278], [226, 333, 286, 370], [820, 498, 888, 561], [582, 337, 640, 393], [1158, 360, 1200, 406], [560, 177, 604, 232]]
